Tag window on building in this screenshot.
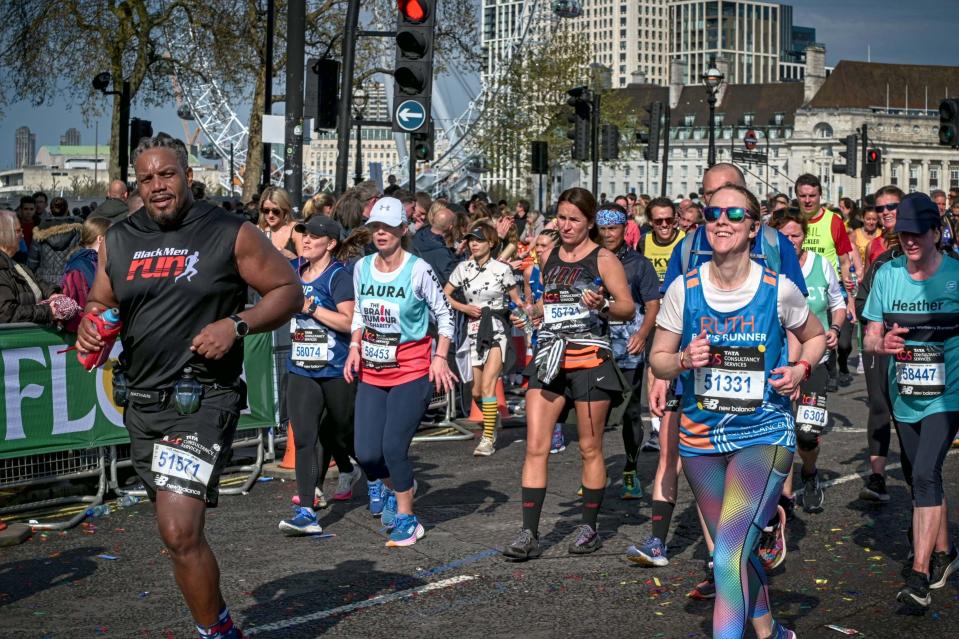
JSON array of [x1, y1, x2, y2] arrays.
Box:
[[813, 123, 833, 138], [743, 112, 755, 126], [931, 167, 940, 189], [652, 165, 659, 178], [891, 165, 899, 186], [773, 112, 785, 125], [714, 112, 724, 127], [951, 168, 959, 188], [684, 114, 695, 127]]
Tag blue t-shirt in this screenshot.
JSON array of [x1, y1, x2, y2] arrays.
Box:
[[862, 255, 959, 423], [660, 225, 809, 296], [287, 258, 355, 378]]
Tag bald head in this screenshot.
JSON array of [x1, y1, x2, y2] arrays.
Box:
[[702, 163, 746, 203], [108, 179, 128, 201], [431, 208, 455, 233]]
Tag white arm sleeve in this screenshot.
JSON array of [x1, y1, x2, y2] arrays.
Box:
[[822, 259, 846, 313], [350, 260, 365, 334], [656, 277, 686, 334], [777, 275, 810, 330], [413, 259, 455, 339]]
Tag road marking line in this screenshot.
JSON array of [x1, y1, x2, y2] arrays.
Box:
[[821, 449, 959, 488], [244, 574, 477, 635]]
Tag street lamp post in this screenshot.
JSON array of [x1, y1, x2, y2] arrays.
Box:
[[702, 66, 725, 168], [92, 72, 131, 183], [353, 87, 368, 185]]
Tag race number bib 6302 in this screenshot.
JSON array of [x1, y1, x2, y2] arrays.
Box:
[[796, 392, 828, 436], [895, 345, 945, 397], [694, 346, 765, 414]]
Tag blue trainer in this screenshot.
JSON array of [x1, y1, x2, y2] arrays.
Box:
[[386, 514, 425, 547], [368, 480, 385, 516], [380, 488, 398, 528], [626, 536, 669, 567], [278, 506, 322, 536]]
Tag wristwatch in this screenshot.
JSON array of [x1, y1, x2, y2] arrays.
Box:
[[307, 300, 319, 315], [229, 314, 250, 338]]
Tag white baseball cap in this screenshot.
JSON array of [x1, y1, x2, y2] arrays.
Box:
[[366, 197, 407, 227]]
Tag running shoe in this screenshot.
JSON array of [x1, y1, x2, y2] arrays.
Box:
[[771, 622, 797, 639], [332, 467, 361, 501], [897, 570, 931, 608], [474, 436, 496, 457], [837, 372, 853, 387], [380, 488, 398, 528], [825, 376, 839, 393], [800, 471, 825, 513], [568, 524, 602, 554], [550, 424, 566, 454], [758, 505, 787, 571], [292, 488, 328, 510], [930, 546, 959, 589], [368, 480, 385, 516], [641, 429, 660, 453], [386, 514, 425, 547], [859, 473, 890, 503], [687, 560, 716, 600], [502, 528, 543, 561], [626, 536, 669, 567], [621, 470, 643, 500], [278, 506, 322, 536]]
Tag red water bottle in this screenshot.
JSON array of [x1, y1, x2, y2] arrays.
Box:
[[77, 308, 122, 371]]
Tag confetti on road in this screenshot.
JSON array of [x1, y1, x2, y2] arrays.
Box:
[[96, 554, 119, 560], [825, 624, 859, 635]]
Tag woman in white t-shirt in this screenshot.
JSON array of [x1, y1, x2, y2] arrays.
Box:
[[650, 184, 825, 639], [444, 221, 523, 456]]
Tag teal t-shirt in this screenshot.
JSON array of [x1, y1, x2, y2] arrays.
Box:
[[863, 255, 959, 423]]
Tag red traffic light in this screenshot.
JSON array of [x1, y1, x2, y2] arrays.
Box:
[[866, 149, 879, 163], [398, 0, 428, 23]]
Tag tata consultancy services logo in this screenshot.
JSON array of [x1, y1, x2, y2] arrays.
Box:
[[126, 248, 199, 282]]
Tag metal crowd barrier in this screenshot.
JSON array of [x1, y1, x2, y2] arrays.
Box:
[[413, 387, 475, 442]]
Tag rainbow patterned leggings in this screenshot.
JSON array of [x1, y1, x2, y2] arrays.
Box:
[[682, 445, 793, 639]]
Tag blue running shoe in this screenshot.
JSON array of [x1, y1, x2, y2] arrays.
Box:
[[380, 488, 398, 528], [368, 480, 385, 516], [550, 423, 566, 454], [626, 536, 669, 567], [278, 506, 322, 536], [386, 514, 425, 547]]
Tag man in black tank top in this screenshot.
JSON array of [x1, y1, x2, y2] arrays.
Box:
[[77, 134, 302, 639]]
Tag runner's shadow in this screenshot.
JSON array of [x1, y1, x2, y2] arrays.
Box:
[[0, 546, 103, 608], [416, 479, 510, 523], [242, 559, 427, 638]]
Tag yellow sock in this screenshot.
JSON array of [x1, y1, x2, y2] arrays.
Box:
[[482, 397, 497, 440]]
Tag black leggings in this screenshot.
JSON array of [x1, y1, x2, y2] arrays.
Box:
[[287, 374, 356, 506], [837, 321, 853, 374], [862, 350, 893, 458], [620, 363, 645, 472], [897, 412, 959, 507]]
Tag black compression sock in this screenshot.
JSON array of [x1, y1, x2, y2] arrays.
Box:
[[581, 487, 605, 529], [521, 486, 547, 537], [651, 500, 675, 542]]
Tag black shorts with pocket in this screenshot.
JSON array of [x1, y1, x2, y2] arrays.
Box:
[[124, 384, 246, 508], [525, 356, 625, 403]]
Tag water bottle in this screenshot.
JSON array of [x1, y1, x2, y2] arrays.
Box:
[[85, 504, 111, 519], [849, 265, 858, 298], [78, 308, 122, 371], [509, 301, 531, 329], [116, 494, 140, 509], [173, 367, 203, 415], [583, 276, 604, 295]]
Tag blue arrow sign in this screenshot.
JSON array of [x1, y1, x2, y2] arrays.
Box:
[[395, 100, 427, 132]]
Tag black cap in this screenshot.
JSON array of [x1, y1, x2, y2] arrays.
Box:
[[464, 229, 488, 242], [894, 193, 941, 235], [294, 215, 343, 239]]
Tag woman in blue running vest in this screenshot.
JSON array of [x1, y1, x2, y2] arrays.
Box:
[[278, 216, 360, 537], [650, 184, 825, 639], [864, 192, 959, 611]]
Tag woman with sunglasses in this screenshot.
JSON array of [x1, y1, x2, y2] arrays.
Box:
[[651, 184, 824, 639], [502, 187, 635, 560], [344, 197, 456, 547], [864, 193, 959, 609], [867, 187, 904, 268], [258, 186, 301, 258], [444, 221, 523, 456], [769, 210, 846, 520]]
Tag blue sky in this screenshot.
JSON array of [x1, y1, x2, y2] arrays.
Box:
[[0, 0, 954, 170]]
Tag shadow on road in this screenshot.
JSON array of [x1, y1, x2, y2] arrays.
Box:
[[0, 546, 104, 607]]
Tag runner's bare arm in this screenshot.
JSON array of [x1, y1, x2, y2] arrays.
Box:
[[595, 248, 635, 322], [234, 222, 303, 332]]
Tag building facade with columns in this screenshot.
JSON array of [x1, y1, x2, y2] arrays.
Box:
[[565, 47, 959, 204]]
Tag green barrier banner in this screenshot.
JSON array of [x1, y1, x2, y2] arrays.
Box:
[[0, 327, 277, 459]]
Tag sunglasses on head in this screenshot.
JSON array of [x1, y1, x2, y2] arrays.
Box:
[[875, 203, 899, 213], [703, 206, 750, 223]]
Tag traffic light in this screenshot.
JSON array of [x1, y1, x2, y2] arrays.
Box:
[[638, 101, 662, 162], [392, 0, 435, 133], [129, 118, 153, 159], [306, 58, 340, 130], [412, 124, 434, 162], [600, 124, 619, 161], [940, 99, 959, 147], [833, 133, 857, 177], [865, 148, 882, 179], [566, 86, 590, 161]]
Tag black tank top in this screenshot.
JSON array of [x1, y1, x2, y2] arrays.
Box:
[[541, 244, 606, 338], [106, 201, 247, 388]]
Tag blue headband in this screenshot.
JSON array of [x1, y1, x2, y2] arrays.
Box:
[[596, 209, 627, 226]]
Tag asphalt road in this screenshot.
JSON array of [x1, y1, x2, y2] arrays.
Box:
[[3, 364, 959, 639]]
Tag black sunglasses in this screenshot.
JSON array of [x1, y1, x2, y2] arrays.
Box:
[[875, 203, 899, 213]]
